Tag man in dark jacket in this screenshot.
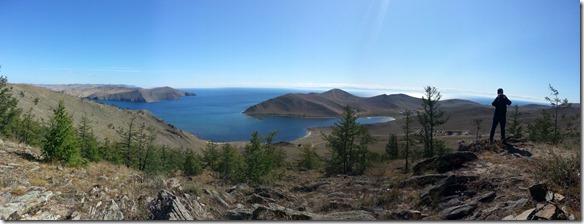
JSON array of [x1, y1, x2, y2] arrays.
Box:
[[489, 88, 512, 144]]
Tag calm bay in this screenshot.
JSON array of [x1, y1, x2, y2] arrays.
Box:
[[96, 88, 394, 142]]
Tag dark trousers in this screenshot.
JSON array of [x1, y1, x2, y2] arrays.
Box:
[[489, 115, 506, 141]]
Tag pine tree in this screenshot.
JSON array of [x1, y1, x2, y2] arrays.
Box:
[[201, 142, 221, 170], [417, 86, 448, 158], [78, 113, 100, 162], [18, 107, 44, 146], [217, 143, 245, 182], [116, 116, 137, 168], [42, 100, 81, 166], [527, 110, 555, 144], [385, 134, 399, 160], [0, 75, 22, 138], [473, 119, 483, 142], [143, 145, 166, 175], [183, 149, 202, 176], [296, 145, 322, 170], [544, 84, 570, 144], [323, 105, 372, 175], [243, 131, 284, 184], [506, 105, 523, 139], [352, 126, 373, 174], [138, 126, 156, 171], [100, 137, 121, 164], [401, 109, 415, 172]]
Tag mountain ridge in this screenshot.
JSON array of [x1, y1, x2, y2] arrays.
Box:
[[243, 88, 487, 118], [38, 84, 196, 103]]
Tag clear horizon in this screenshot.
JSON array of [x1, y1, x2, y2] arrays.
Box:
[[26, 82, 553, 105], [1, 0, 580, 103]]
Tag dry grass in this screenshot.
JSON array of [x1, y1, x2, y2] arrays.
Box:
[[532, 146, 581, 211], [10, 185, 28, 196]]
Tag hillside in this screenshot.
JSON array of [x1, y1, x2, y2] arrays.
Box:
[[243, 89, 485, 118], [38, 84, 196, 103], [0, 137, 578, 220], [11, 84, 207, 150]]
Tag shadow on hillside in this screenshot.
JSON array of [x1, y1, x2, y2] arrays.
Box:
[[504, 144, 532, 157]]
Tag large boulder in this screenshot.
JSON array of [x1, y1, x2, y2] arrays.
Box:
[[413, 152, 478, 175]]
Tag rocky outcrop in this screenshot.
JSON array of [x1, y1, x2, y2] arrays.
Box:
[[0, 187, 56, 220], [503, 183, 574, 220], [0, 137, 579, 221], [439, 203, 477, 220], [413, 152, 478, 175], [399, 174, 449, 188], [418, 175, 479, 207], [102, 200, 124, 220], [149, 190, 194, 220], [470, 198, 529, 220]]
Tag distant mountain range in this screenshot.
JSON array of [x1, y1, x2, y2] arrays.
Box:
[[243, 88, 489, 118], [38, 84, 196, 103]]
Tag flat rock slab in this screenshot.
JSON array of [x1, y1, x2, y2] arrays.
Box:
[[477, 191, 496, 203], [534, 204, 559, 220], [399, 174, 449, 188], [440, 203, 477, 220], [0, 188, 54, 220], [514, 208, 536, 220]]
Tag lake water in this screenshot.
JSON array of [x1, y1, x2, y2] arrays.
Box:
[[96, 88, 394, 142]]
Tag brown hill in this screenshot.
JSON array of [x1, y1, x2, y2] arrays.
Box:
[[11, 84, 207, 150], [243, 89, 485, 118], [39, 84, 196, 103]]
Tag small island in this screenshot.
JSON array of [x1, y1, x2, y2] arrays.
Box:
[[39, 84, 196, 103]]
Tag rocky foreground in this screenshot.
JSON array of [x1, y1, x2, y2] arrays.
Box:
[[0, 138, 579, 220]]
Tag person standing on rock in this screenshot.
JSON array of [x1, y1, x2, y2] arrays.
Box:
[[489, 88, 512, 144]]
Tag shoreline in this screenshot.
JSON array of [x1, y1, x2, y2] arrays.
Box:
[[297, 130, 313, 141]]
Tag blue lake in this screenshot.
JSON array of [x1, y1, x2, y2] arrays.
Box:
[[96, 88, 394, 142]]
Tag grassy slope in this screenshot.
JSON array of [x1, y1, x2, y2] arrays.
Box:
[[11, 84, 207, 151]]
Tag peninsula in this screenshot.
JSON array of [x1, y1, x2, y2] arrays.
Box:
[[39, 84, 196, 103], [243, 88, 484, 118]]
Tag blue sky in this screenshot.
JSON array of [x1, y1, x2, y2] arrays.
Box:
[[0, 0, 580, 103]]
